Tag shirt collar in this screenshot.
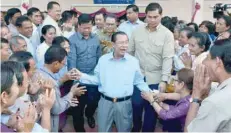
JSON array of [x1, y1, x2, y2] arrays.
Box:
[[127, 19, 142, 25], [145, 23, 162, 32], [47, 15, 58, 23], [217, 77, 231, 91], [19, 34, 30, 40], [77, 32, 94, 40], [108, 52, 129, 61], [40, 66, 57, 80]]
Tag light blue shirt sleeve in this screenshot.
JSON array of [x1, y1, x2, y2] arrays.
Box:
[[133, 60, 151, 92], [79, 63, 100, 85]]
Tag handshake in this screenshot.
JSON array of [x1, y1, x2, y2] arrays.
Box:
[[60, 68, 83, 83]]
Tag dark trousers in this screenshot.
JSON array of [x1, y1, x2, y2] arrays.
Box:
[[132, 84, 159, 132], [71, 84, 100, 132]]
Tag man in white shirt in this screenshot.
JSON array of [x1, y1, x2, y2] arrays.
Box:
[[118, 4, 144, 39], [15, 16, 35, 57], [92, 12, 105, 34], [27, 7, 42, 50], [42, 1, 62, 36]]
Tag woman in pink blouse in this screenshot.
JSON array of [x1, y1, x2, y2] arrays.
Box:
[[142, 68, 194, 132]]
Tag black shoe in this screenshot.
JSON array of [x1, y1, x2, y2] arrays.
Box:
[[87, 117, 95, 128]]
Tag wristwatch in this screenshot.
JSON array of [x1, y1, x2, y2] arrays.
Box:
[[190, 97, 202, 106]]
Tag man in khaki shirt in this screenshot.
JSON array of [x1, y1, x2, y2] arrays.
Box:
[[96, 14, 117, 55], [128, 3, 175, 132], [185, 39, 231, 132]]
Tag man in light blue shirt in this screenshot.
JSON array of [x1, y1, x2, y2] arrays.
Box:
[[118, 4, 144, 39], [76, 31, 151, 132]]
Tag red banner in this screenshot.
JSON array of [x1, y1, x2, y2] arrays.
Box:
[[71, 7, 146, 18]]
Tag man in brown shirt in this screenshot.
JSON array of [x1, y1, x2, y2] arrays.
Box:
[[128, 3, 175, 132]]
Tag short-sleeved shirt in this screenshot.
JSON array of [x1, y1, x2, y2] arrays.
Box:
[[187, 77, 231, 132]]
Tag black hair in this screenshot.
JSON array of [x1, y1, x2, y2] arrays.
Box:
[[199, 20, 215, 35], [92, 11, 106, 25], [1, 61, 25, 86], [1, 64, 15, 94], [111, 31, 128, 43], [69, 10, 78, 17], [210, 39, 231, 73], [47, 1, 60, 10], [60, 10, 73, 25], [15, 16, 31, 27], [44, 46, 67, 64], [4, 8, 21, 25], [52, 36, 69, 46], [145, 3, 163, 14], [78, 13, 92, 25], [187, 22, 199, 32], [126, 4, 139, 12], [1, 38, 9, 48], [217, 15, 231, 28], [105, 14, 117, 22], [162, 21, 175, 33], [180, 27, 194, 38], [40, 25, 56, 43], [27, 7, 40, 17], [190, 32, 211, 52], [9, 51, 33, 72], [161, 16, 171, 24]]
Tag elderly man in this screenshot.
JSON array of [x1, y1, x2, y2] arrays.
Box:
[[75, 31, 151, 132], [185, 39, 231, 132], [9, 35, 27, 53]]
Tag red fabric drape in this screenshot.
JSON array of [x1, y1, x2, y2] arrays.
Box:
[[71, 7, 145, 18]]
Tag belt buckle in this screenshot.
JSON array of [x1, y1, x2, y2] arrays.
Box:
[[113, 98, 117, 102]]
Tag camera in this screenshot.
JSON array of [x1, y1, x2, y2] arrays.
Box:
[[213, 3, 231, 18]]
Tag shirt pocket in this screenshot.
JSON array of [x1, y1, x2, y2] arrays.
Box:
[[135, 39, 146, 50], [76, 42, 88, 55], [148, 41, 163, 55]]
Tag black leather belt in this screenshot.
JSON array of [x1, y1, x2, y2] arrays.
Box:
[[101, 94, 131, 103]]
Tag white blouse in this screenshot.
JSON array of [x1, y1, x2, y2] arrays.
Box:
[[36, 42, 50, 68]]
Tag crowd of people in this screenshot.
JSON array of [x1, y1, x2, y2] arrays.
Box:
[[1, 1, 231, 132]]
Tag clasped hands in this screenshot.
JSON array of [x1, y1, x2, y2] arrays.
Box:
[[141, 91, 167, 104]]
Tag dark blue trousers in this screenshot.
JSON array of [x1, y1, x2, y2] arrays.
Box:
[[132, 84, 159, 132]]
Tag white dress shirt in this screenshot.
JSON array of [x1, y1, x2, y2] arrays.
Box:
[[30, 23, 41, 50], [36, 42, 50, 68], [8, 23, 19, 36], [19, 34, 36, 58], [42, 15, 62, 36]]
